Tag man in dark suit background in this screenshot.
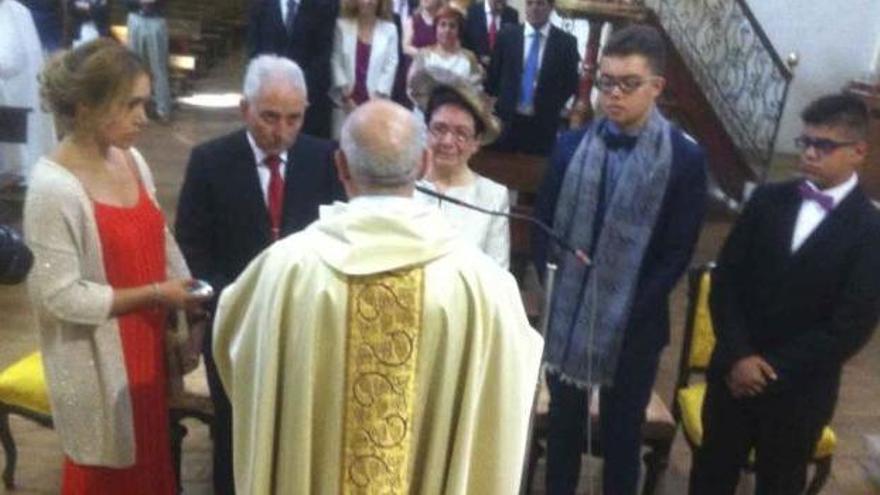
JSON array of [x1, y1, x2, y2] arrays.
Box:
[[533, 25, 707, 495], [175, 55, 344, 495], [247, 0, 338, 138], [462, 0, 518, 67], [486, 0, 579, 156], [689, 94, 880, 495]]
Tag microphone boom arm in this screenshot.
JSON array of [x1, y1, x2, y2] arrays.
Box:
[[415, 185, 591, 266]]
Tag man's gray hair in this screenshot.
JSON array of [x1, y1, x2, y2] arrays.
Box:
[[242, 55, 308, 102], [340, 106, 426, 190]]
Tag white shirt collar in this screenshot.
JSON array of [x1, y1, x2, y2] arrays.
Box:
[[246, 131, 289, 167], [484, 1, 496, 18], [805, 173, 858, 208], [524, 21, 551, 39]]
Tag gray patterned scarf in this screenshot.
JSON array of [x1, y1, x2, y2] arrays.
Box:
[[545, 108, 672, 388]]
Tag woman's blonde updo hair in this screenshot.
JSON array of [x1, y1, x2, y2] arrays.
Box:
[[40, 38, 148, 131]]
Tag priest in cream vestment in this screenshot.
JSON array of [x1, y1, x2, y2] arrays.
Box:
[[213, 100, 543, 494]]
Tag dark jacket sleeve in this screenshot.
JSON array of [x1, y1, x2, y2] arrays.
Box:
[[629, 137, 708, 325], [559, 33, 580, 105], [531, 128, 586, 277], [174, 146, 230, 304], [0, 224, 33, 285], [709, 185, 767, 374], [486, 26, 512, 98], [764, 212, 880, 386], [246, 0, 265, 58]]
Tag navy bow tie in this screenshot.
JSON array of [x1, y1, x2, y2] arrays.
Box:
[[602, 129, 638, 151], [798, 181, 834, 211]]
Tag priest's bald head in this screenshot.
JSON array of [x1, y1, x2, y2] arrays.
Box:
[[334, 100, 430, 198]]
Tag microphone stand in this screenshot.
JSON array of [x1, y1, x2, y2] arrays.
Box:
[[519, 262, 557, 494], [412, 185, 591, 493]]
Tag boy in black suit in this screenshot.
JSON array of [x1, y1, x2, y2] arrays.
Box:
[[175, 55, 344, 495], [690, 94, 880, 494]]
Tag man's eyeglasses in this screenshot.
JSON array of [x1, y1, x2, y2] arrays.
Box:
[[794, 135, 858, 157], [596, 74, 660, 94], [428, 123, 476, 144]]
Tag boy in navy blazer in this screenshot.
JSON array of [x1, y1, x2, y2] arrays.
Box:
[[690, 94, 880, 494], [533, 25, 707, 495]]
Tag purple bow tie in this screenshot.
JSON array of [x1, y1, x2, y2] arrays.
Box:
[[798, 181, 834, 211]]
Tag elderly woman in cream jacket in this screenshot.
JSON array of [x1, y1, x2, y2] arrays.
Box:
[[330, 0, 399, 138]]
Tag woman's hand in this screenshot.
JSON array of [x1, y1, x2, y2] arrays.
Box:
[[155, 278, 211, 310]]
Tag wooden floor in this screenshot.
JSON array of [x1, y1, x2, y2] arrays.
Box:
[[1, 52, 879, 494]]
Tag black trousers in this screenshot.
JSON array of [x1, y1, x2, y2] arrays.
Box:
[[546, 345, 661, 495], [203, 325, 235, 495], [689, 378, 836, 495]]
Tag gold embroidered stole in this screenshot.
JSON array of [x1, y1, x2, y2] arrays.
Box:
[[342, 267, 424, 494]]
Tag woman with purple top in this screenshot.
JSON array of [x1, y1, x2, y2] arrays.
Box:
[[330, 0, 399, 138], [402, 0, 441, 56], [393, 0, 441, 105]]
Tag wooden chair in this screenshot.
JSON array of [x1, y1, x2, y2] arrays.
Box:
[[675, 264, 836, 495], [0, 351, 213, 491], [522, 375, 676, 494]]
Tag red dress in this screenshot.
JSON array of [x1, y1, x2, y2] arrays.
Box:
[[62, 183, 176, 495]]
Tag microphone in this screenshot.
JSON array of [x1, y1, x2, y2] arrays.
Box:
[[415, 185, 591, 266]]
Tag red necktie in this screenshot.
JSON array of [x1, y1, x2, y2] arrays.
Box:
[[265, 155, 285, 240], [488, 13, 498, 50]]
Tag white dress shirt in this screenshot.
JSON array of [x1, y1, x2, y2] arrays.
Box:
[[791, 173, 858, 252], [247, 132, 289, 205], [279, 0, 289, 23]]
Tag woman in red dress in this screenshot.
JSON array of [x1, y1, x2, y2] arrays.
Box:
[[25, 39, 208, 494]]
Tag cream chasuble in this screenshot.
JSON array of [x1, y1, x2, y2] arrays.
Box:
[[213, 197, 543, 494]]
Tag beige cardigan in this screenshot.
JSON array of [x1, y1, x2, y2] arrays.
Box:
[[24, 148, 190, 467]]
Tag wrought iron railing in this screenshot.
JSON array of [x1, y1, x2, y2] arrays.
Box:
[[640, 0, 793, 179]]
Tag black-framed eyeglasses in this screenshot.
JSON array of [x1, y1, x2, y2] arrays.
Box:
[[596, 74, 660, 94], [428, 122, 476, 144], [794, 135, 858, 156]]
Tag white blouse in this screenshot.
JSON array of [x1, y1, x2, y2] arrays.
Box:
[[415, 174, 510, 269]]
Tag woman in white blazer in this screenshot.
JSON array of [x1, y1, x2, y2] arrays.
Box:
[[330, 0, 399, 138]]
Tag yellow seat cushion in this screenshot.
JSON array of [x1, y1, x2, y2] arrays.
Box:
[[677, 382, 836, 459], [0, 352, 51, 415], [688, 272, 716, 369]]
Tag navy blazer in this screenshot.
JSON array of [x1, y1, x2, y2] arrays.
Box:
[[174, 129, 345, 304], [462, 2, 519, 62], [533, 124, 708, 352], [709, 180, 880, 396], [486, 23, 579, 126]]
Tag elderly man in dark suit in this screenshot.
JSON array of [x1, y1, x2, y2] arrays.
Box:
[[533, 25, 707, 495], [247, 0, 338, 138], [175, 55, 344, 495], [462, 0, 518, 67], [486, 0, 579, 156], [689, 94, 880, 495]]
